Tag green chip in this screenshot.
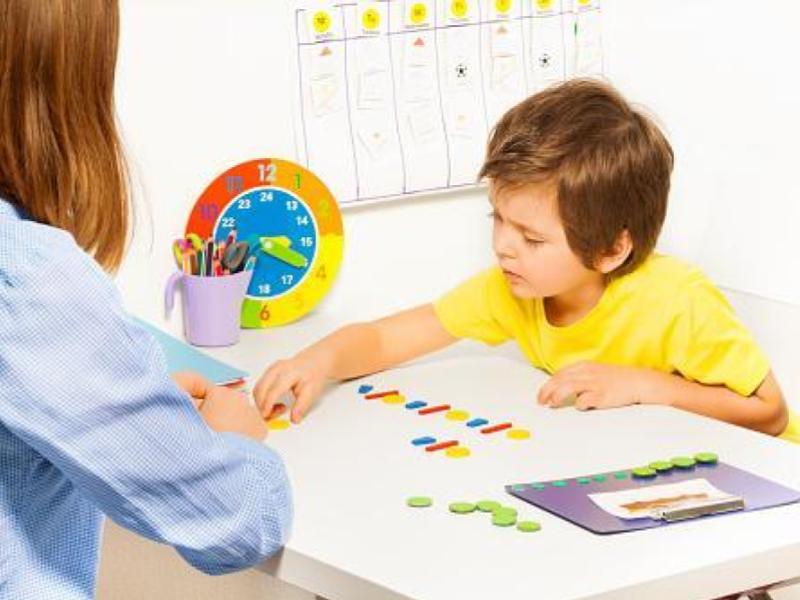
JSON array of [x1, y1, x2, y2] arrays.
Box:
[[493, 506, 518, 518], [517, 520, 542, 533], [671, 456, 696, 469], [649, 461, 674, 473], [576, 477, 591, 485], [492, 512, 517, 527], [632, 467, 657, 479], [614, 472, 628, 480], [407, 496, 433, 508], [477, 500, 502, 512], [449, 502, 477, 514], [592, 474, 607, 482], [695, 452, 718, 465], [530, 483, 547, 491], [552, 480, 568, 488], [511, 484, 526, 492]]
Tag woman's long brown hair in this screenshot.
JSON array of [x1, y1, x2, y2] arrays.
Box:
[[0, 0, 130, 272]]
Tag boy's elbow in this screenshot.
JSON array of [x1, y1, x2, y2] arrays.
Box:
[[763, 400, 789, 437], [752, 371, 789, 437]]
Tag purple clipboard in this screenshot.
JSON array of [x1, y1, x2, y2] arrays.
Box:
[[506, 461, 800, 535]]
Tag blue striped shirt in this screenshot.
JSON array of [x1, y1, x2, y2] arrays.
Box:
[[0, 198, 292, 599]]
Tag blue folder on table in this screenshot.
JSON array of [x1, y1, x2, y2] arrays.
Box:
[[135, 318, 248, 385]]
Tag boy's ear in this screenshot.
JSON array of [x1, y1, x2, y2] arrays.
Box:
[[595, 229, 633, 274]]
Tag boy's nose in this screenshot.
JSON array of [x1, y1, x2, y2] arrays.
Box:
[[493, 228, 517, 259]]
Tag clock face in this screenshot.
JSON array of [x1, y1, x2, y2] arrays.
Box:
[[186, 158, 344, 328]]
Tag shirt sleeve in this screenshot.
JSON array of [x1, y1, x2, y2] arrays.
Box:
[[433, 267, 515, 346], [666, 273, 770, 397], [0, 232, 292, 575]]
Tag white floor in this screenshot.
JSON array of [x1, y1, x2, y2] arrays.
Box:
[[96, 520, 314, 600]]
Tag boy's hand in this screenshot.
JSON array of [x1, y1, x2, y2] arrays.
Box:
[[537, 362, 669, 410], [253, 356, 328, 424]]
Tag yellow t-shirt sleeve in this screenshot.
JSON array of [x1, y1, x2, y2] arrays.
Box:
[[433, 268, 514, 346], [667, 275, 770, 397]]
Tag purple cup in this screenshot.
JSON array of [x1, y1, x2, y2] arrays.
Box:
[[164, 270, 253, 347]]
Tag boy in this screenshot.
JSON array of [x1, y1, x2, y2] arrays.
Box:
[[254, 79, 797, 443]]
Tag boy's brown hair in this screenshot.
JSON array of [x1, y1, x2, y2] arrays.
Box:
[[0, 0, 130, 272], [480, 78, 673, 279]]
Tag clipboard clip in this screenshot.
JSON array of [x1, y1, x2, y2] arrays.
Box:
[[654, 496, 746, 522]]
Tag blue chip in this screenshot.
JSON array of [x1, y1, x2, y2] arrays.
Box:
[[358, 385, 374, 394], [405, 400, 427, 410], [466, 418, 489, 428], [412, 436, 437, 446]]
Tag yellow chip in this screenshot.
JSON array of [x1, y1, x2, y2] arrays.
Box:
[[382, 394, 406, 405], [445, 409, 470, 421], [267, 419, 291, 431], [445, 446, 471, 459], [495, 0, 512, 12], [506, 428, 531, 440]]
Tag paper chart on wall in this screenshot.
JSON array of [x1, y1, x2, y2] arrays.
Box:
[[291, 0, 603, 206]]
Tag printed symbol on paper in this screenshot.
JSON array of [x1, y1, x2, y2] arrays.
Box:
[[310, 45, 342, 117], [357, 127, 390, 159], [495, 0, 512, 13], [451, 112, 473, 139], [410, 2, 428, 25], [538, 53, 552, 68], [455, 62, 468, 79], [312, 10, 332, 34], [451, 0, 468, 18], [536, 0, 553, 10], [362, 7, 381, 30], [356, 64, 390, 110]]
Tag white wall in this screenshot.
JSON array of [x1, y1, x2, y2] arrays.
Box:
[[115, 0, 800, 337], [602, 1, 800, 304], [116, 0, 494, 335]]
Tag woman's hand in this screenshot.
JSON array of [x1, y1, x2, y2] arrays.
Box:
[[172, 371, 267, 441]]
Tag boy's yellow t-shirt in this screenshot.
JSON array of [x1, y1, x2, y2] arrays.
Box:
[[433, 254, 799, 443]]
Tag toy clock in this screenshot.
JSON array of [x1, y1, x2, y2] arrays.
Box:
[[186, 158, 344, 327]]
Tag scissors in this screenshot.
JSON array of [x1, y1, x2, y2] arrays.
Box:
[[222, 241, 250, 273]]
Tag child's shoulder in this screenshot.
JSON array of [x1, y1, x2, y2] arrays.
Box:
[[625, 253, 708, 290], [616, 253, 725, 310]]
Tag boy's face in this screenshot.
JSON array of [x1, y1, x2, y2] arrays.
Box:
[[490, 181, 599, 299]]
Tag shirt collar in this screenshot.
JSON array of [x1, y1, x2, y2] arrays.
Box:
[[0, 196, 30, 221]]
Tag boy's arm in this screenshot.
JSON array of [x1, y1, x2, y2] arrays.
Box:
[[539, 364, 789, 436], [663, 369, 788, 436], [253, 304, 456, 423]]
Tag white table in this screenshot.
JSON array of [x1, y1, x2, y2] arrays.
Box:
[[198, 312, 800, 600]]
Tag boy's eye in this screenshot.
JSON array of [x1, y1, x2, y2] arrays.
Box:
[[525, 238, 544, 246]]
